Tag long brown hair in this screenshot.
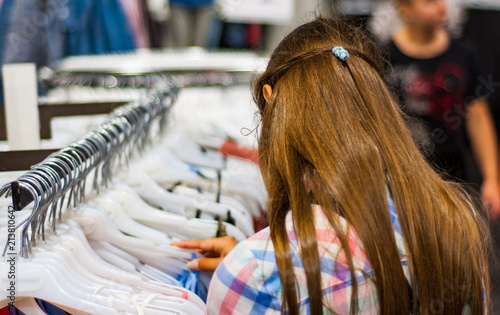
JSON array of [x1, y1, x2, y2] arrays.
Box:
[[253, 17, 489, 314]]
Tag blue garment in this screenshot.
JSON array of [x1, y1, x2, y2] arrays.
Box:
[[176, 254, 208, 302], [0, 0, 14, 55], [170, 0, 213, 8], [0, 0, 63, 104], [205, 16, 223, 49], [3, 0, 64, 66], [63, 0, 135, 55], [222, 23, 247, 49], [1, 0, 66, 100], [0, 0, 14, 65], [177, 269, 209, 302]]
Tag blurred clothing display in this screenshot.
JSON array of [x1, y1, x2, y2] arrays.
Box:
[[3, 0, 64, 63], [165, 0, 215, 47], [0, 0, 149, 60], [1, 0, 65, 103], [63, 0, 134, 55], [220, 23, 263, 49], [0, 0, 144, 104], [0, 0, 13, 64], [120, 0, 150, 49]]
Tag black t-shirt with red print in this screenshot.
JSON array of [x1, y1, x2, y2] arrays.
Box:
[[386, 39, 487, 181]]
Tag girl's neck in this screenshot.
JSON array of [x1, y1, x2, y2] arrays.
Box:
[[393, 25, 449, 59]]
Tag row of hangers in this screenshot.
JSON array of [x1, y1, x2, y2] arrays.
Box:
[[39, 66, 253, 109], [42, 70, 254, 90], [0, 74, 265, 314]]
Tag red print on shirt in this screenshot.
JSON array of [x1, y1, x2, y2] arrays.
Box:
[[405, 62, 467, 132]]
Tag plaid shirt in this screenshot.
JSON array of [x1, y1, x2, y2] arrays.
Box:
[[206, 196, 410, 314]]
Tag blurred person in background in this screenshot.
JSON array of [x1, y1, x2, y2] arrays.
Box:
[[381, 0, 500, 221], [166, 0, 215, 47]]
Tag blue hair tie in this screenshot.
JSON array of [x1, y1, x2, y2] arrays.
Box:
[[332, 46, 349, 61]]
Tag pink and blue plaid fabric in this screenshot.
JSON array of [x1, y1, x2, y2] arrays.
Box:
[[206, 196, 410, 314]]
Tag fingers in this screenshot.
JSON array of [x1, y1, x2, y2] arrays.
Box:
[[187, 257, 223, 272], [171, 239, 221, 254], [171, 239, 208, 250], [173, 237, 239, 272], [172, 236, 237, 254]]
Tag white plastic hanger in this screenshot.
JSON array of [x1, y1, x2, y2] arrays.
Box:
[[37, 224, 144, 293], [176, 124, 226, 150], [162, 132, 226, 169], [55, 222, 148, 283], [97, 178, 246, 241], [90, 240, 182, 286], [0, 255, 123, 314], [166, 184, 253, 221], [35, 244, 135, 295], [31, 249, 136, 297], [117, 172, 255, 236], [89, 195, 173, 245], [130, 146, 265, 217], [69, 207, 194, 277], [87, 240, 206, 310], [1, 228, 205, 314], [61, 226, 205, 310]]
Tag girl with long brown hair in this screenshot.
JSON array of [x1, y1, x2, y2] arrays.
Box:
[[174, 17, 490, 314]]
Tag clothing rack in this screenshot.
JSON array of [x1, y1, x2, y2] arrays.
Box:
[[41, 49, 262, 89], [0, 72, 252, 141], [0, 82, 178, 258], [0, 67, 255, 258], [0, 70, 253, 171], [43, 71, 253, 89]]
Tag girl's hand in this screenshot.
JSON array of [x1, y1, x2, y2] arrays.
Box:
[[172, 236, 239, 271]]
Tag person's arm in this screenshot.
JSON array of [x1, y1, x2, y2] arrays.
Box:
[[172, 236, 239, 271], [465, 98, 500, 221]]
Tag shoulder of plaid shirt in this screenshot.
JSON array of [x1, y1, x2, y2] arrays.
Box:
[[205, 192, 481, 314], [204, 192, 408, 314]]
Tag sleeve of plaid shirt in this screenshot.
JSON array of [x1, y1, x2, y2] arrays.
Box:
[[205, 206, 384, 314], [205, 230, 283, 314]]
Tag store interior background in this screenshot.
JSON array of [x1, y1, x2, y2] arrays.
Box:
[[1, 0, 500, 311]]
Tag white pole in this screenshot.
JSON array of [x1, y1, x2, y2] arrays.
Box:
[[2, 63, 40, 150]]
